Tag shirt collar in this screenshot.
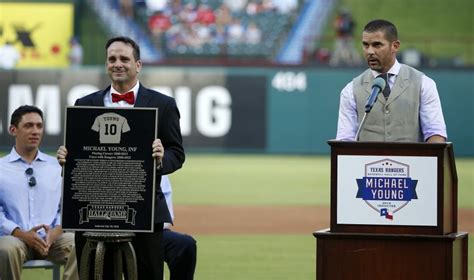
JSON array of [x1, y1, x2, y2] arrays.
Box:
[[109, 81, 140, 99], [7, 146, 46, 163], [371, 60, 401, 77]]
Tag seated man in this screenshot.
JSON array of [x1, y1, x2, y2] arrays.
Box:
[[0, 105, 78, 280], [161, 175, 197, 280]]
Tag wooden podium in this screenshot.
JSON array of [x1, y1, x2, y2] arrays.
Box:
[[313, 141, 468, 280]]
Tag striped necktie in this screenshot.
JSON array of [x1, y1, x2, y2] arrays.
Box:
[[377, 73, 392, 99]]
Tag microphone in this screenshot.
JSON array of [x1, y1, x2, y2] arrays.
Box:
[[355, 77, 386, 140], [364, 77, 386, 113]]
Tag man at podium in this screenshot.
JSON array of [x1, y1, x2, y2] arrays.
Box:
[[335, 19, 447, 143]]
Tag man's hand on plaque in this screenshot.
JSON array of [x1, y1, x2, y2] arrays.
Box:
[[57, 145, 68, 166], [152, 138, 164, 169]]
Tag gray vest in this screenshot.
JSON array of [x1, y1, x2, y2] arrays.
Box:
[[353, 64, 424, 142]]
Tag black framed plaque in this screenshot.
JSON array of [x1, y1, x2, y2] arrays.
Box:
[[61, 106, 157, 232]]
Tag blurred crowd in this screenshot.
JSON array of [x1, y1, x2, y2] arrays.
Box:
[[113, 0, 299, 56]]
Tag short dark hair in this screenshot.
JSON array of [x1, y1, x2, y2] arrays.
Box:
[[10, 105, 43, 127], [364, 19, 398, 42], [105, 36, 141, 61]]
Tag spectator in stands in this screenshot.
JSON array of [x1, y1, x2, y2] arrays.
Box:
[[227, 18, 245, 43], [0, 105, 79, 280], [149, 11, 172, 35], [336, 19, 447, 142], [161, 175, 197, 280], [68, 37, 83, 68], [212, 25, 227, 46], [180, 23, 205, 48], [214, 3, 233, 49], [149, 10, 173, 49], [246, 0, 263, 15], [145, 0, 167, 13], [273, 0, 298, 14], [0, 41, 21, 69], [178, 3, 197, 25], [167, 0, 185, 16], [246, 0, 275, 15], [148, 11, 172, 48], [119, 0, 134, 18], [165, 23, 186, 50], [196, 4, 216, 26], [215, 3, 233, 27], [261, 0, 276, 13], [224, 0, 247, 14], [245, 22, 262, 44], [195, 23, 213, 45], [329, 8, 361, 66]]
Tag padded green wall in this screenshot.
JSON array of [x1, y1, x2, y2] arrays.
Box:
[[259, 67, 473, 156]]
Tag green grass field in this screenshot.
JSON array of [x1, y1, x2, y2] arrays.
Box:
[[170, 154, 474, 208], [18, 154, 473, 279]]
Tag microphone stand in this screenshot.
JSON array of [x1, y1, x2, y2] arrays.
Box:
[[354, 112, 369, 141]]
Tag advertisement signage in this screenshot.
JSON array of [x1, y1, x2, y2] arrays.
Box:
[[0, 69, 267, 151], [0, 3, 73, 68]]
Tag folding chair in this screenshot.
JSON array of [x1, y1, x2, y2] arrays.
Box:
[[23, 260, 60, 280]]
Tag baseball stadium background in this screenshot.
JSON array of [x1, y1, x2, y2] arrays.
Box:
[[0, 0, 472, 279]]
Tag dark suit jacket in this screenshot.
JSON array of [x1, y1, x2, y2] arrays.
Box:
[[74, 84, 185, 224]]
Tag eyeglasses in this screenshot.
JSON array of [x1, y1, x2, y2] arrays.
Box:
[[25, 167, 37, 187]]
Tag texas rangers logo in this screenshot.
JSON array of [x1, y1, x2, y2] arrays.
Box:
[[356, 159, 418, 220]]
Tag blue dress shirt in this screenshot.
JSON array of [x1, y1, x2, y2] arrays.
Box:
[[0, 147, 62, 239]]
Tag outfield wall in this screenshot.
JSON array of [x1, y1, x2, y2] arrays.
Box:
[[0, 67, 472, 156]]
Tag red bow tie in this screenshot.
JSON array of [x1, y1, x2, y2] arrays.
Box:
[[112, 92, 135, 104]]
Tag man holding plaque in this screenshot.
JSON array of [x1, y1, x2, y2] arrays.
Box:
[[57, 36, 185, 279]]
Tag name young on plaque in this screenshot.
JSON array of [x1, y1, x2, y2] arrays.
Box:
[[83, 145, 138, 159]]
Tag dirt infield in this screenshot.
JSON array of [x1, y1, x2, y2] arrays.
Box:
[[173, 205, 474, 235]]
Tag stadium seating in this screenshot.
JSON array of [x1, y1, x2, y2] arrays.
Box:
[[99, 0, 302, 62], [159, 3, 295, 60]]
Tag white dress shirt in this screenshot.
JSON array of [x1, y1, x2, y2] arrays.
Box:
[[161, 175, 174, 229], [336, 60, 447, 141]]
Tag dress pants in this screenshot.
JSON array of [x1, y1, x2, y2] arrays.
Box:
[[0, 232, 79, 280], [163, 229, 197, 280], [74, 223, 164, 280]]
